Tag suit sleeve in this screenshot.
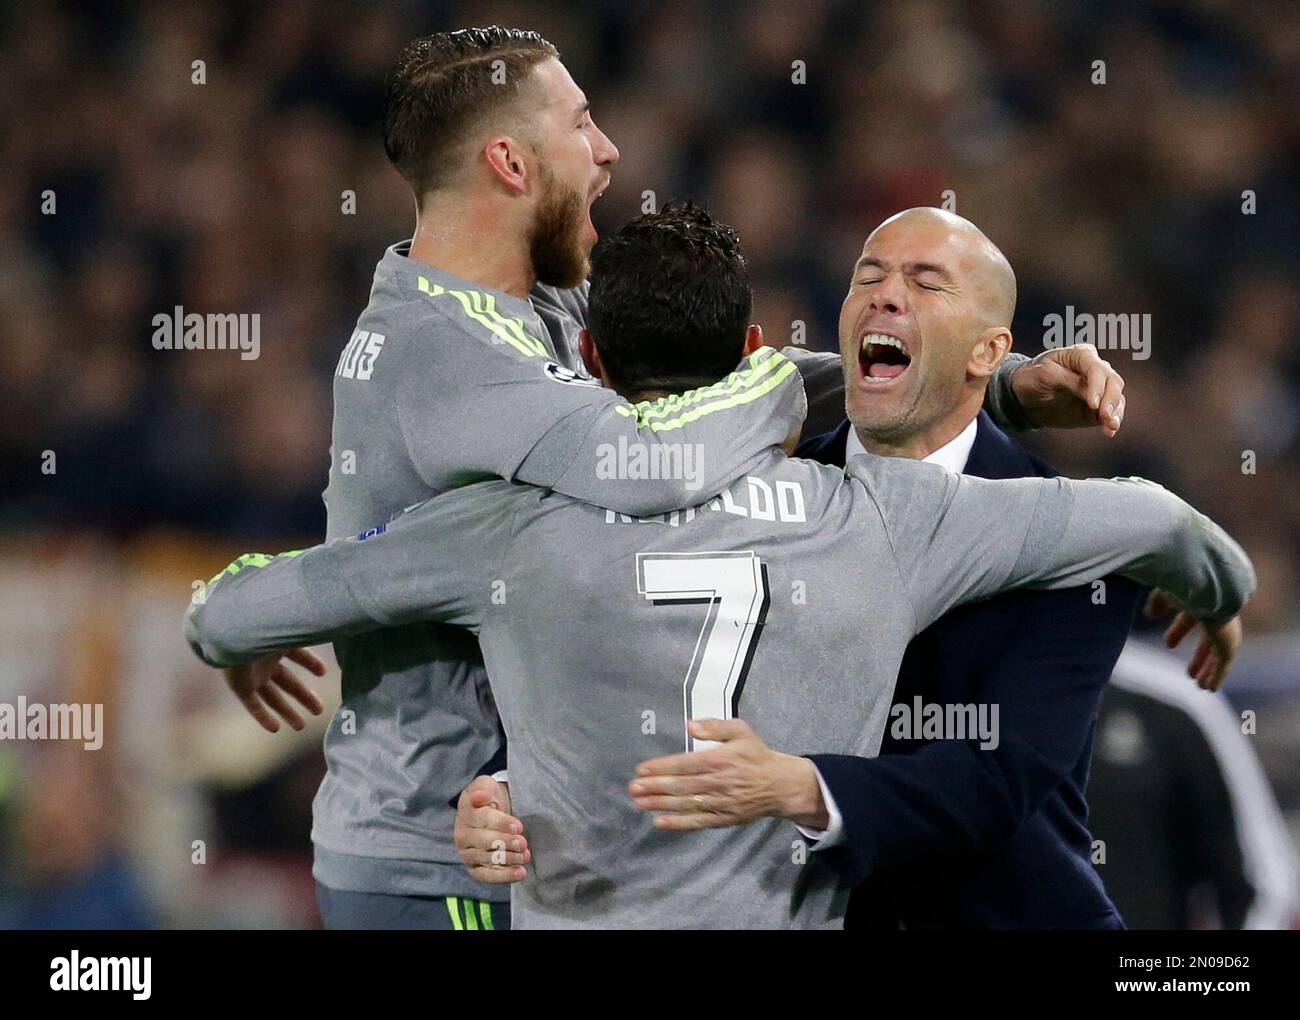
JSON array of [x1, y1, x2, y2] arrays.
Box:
[[808, 580, 1140, 883], [395, 306, 807, 516], [183, 482, 521, 667], [847, 455, 1256, 633]]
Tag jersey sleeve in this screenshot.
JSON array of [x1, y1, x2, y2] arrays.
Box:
[[183, 481, 522, 667], [394, 298, 807, 516], [983, 352, 1034, 430], [847, 454, 1256, 633], [777, 348, 847, 439]]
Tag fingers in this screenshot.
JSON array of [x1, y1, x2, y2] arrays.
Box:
[[1143, 589, 1174, 619], [651, 811, 728, 832], [460, 841, 530, 868], [687, 718, 752, 743], [466, 804, 524, 836], [636, 719, 752, 777], [629, 774, 717, 801], [1190, 639, 1223, 691], [285, 647, 328, 677], [1186, 635, 1213, 679], [455, 786, 529, 885], [1073, 346, 1101, 408], [467, 860, 528, 885], [1198, 618, 1241, 692], [226, 653, 325, 734], [636, 750, 727, 778], [1163, 611, 1198, 649], [461, 775, 507, 812], [258, 681, 306, 731], [236, 690, 282, 734], [1099, 393, 1125, 438], [1197, 657, 1223, 692], [1095, 369, 1125, 437], [1182, 617, 1241, 691], [1202, 656, 1228, 692], [1057, 343, 1125, 434], [270, 667, 325, 716], [1072, 345, 1124, 434], [631, 793, 719, 815], [630, 779, 752, 828]]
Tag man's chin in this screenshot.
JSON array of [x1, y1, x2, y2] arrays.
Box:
[[848, 395, 922, 443], [848, 393, 905, 427]]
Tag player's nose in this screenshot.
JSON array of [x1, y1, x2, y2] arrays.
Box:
[[592, 121, 619, 167], [869, 272, 907, 315]]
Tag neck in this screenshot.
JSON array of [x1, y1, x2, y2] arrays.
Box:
[[407, 190, 534, 299], [856, 388, 982, 461]]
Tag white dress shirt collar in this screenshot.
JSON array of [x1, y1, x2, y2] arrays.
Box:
[[844, 415, 979, 474]]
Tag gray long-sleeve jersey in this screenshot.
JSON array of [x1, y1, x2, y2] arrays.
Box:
[[309, 240, 1032, 898], [187, 449, 1254, 929], [315, 243, 806, 896]]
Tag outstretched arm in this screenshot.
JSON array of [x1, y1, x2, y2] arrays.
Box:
[[398, 305, 808, 517], [184, 482, 521, 668], [853, 457, 1255, 642]]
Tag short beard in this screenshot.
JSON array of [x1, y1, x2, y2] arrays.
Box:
[[849, 385, 929, 448], [528, 168, 589, 289]]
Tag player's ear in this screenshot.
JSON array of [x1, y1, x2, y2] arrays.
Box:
[[742, 324, 765, 358], [483, 134, 531, 195], [579, 328, 608, 384], [968, 326, 1011, 380]]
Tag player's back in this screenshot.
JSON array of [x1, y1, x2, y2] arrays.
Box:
[[314, 241, 584, 895], [186, 426, 1256, 927], [480, 450, 913, 929]]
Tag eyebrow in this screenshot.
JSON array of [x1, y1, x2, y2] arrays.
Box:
[[853, 256, 954, 281], [575, 100, 590, 116]]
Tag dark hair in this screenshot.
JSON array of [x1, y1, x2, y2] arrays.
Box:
[[382, 27, 558, 197], [588, 201, 752, 394]]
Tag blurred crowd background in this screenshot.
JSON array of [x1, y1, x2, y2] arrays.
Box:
[[0, 0, 1296, 928]]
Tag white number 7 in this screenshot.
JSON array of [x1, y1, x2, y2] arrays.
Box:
[[636, 552, 771, 751]]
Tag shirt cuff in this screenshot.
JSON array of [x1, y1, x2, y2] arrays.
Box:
[[491, 770, 509, 784], [794, 762, 845, 850]]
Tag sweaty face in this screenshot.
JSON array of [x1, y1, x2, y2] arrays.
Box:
[[837, 215, 987, 443], [526, 59, 617, 287]]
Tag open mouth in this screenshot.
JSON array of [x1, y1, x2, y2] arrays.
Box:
[[584, 179, 609, 234], [858, 332, 912, 384]]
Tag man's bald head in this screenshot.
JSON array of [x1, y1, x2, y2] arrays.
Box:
[[838, 206, 1018, 458], [869, 207, 1017, 327]]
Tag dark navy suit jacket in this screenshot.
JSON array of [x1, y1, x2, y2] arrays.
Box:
[[797, 413, 1142, 929]]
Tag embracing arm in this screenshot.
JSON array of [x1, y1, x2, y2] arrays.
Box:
[[854, 457, 1256, 635], [808, 579, 1141, 883], [184, 483, 518, 668], [399, 313, 808, 517]]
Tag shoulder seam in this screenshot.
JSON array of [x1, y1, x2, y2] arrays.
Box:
[[413, 275, 549, 359]]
